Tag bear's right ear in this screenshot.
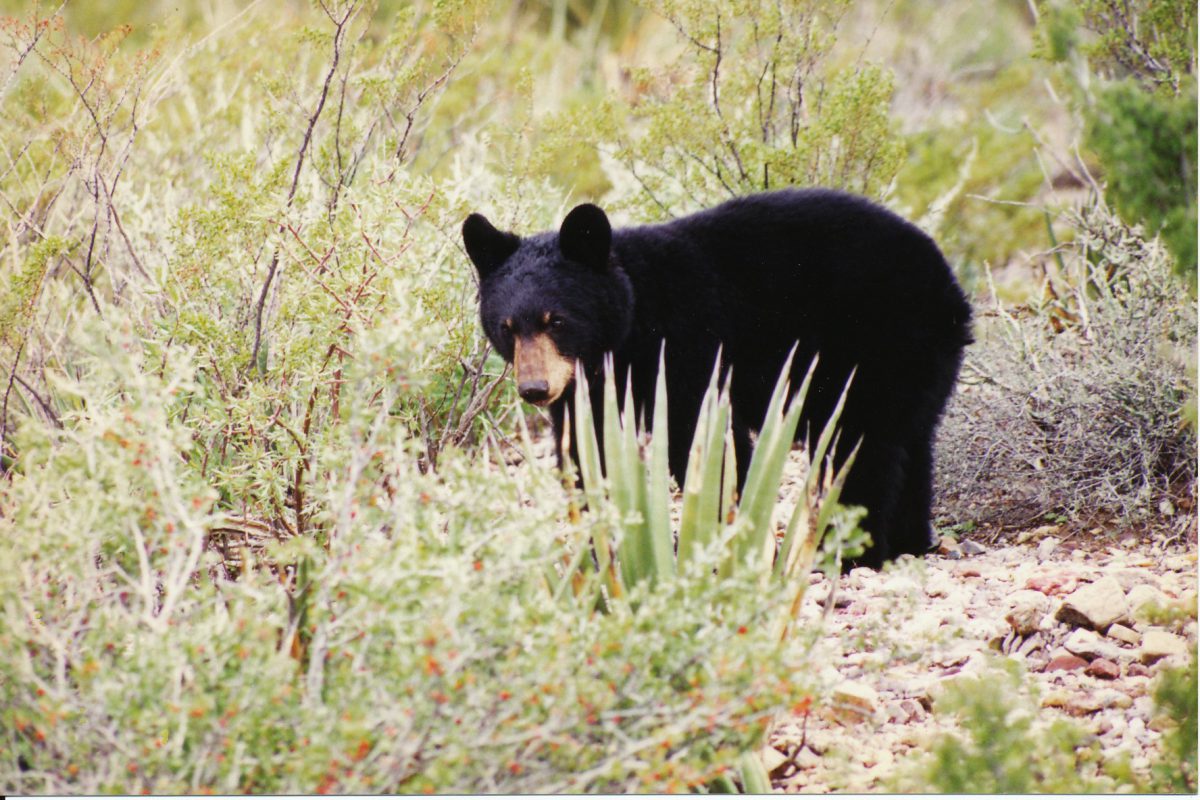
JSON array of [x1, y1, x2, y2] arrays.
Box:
[[462, 213, 520, 278], [559, 203, 612, 271]]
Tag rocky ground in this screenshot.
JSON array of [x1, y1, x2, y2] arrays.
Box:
[[763, 528, 1198, 793]]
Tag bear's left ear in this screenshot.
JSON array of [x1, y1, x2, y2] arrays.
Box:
[[463, 213, 520, 279], [559, 203, 612, 271]]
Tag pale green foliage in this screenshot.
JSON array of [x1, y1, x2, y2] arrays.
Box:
[[893, 658, 1135, 793], [0, 314, 813, 793], [569, 351, 867, 608], [0, 1, 877, 791], [895, 654, 1199, 794], [566, 351, 867, 789], [551, 0, 905, 217]]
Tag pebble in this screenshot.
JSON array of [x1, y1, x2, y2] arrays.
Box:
[[1056, 577, 1129, 631], [1036, 537, 1060, 560], [1026, 571, 1081, 596], [762, 523, 1198, 794], [938, 536, 963, 559], [1045, 654, 1089, 672], [1126, 662, 1152, 678], [831, 681, 880, 723], [1139, 630, 1187, 664], [1111, 569, 1160, 591], [1017, 524, 1060, 544], [1063, 629, 1123, 661], [1085, 658, 1121, 680], [1126, 584, 1168, 618], [961, 540, 987, 556], [1106, 623, 1141, 646], [1005, 589, 1051, 635]]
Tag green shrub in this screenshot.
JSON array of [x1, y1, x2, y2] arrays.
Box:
[[1036, 0, 1197, 281], [1087, 79, 1197, 282], [540, 0, 904, 218], [896, 654, 1199, 794], [894, 658, 1133, 793], [0, 317, 829, 793]]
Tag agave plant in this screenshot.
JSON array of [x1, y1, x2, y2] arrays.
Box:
[[558, 348, 866, 792]]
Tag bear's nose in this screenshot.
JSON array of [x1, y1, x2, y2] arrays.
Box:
[[518, 380, 551, 404]]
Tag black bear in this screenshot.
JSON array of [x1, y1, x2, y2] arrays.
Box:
[[462, 189, 972, 568]]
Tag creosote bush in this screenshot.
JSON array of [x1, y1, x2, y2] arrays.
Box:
[[0, 316, 822, 793]]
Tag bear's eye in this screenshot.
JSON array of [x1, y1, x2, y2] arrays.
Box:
[[500, 319, 514, 337], [548, 314, 566, 330]]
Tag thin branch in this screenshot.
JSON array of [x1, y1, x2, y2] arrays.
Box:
[[251, 1, 361, 372]]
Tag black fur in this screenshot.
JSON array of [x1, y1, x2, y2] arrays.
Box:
[[463, 189, 973, 569]]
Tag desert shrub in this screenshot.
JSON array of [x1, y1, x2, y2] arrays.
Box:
[[0, 316, 827, 793], [895, 654, 1198, 793], [537, 0, 904, 218], [935, 201, 1196, 531], [1150, 655, 1199, 792], [1036, 0, 1197, 281], [0, 2, 889, 790], [893, 658, 1133, 792], [1086, 78, 1197, 282]]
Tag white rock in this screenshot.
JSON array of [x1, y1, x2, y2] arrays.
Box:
[[1036, 537, 1061, 560], [1057, 577, 1129, 631], [1063, 629, 1123, 661], [1127, 584, 1168, 617], [1139, 630, 1188, 664], [1111, 569, 1160, 592], [832, 680, 880, 723], [1106, 623, 1141, 646], [1006, 589, 1051, 635]]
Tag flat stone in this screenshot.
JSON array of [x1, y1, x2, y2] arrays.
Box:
[[899, 699, 925, 723], [1063, 629, 1123, 661], [1045, 654, 1089, 672], [1065, 693, 1105, 715], [831, 681, 879, 723], [1111, 569, 1160, 592], [1026, 571, 1082, 596], [961, 540, 987, 556], [1057, 577, 1129, 631], [938, 536, 963, 559], [1127, 662, 1152, 678], [1095, 689, 1133, 710], [1006, 589, 1051, 635], [1036, 537, 1061, 560], [1107, 623, 1141, 646], [1018, 524, 1060, 544], [759, 745, 789, 774], [1127, 584, 1168, 618], [1086, 658, 1121, 680], [1139, 630, 1187, 664]]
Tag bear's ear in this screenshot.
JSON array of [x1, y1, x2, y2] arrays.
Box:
[[559, 203, 612, 271], [462, 213, 520, 278]]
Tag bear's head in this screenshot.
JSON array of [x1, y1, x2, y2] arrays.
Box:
[[462, 204, 633, 407]]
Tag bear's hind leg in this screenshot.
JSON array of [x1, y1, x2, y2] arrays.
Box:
[[889, 436, 936, 558], [836, 437, 908, 570]]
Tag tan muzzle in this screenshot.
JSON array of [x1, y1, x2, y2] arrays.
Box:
[[514, 334, 575, 406]]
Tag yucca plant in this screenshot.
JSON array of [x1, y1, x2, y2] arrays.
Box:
[[560, 349, 867, 791]]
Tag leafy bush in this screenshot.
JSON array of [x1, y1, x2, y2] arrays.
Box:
[[894, 658, 1132, 793], [1036, 0, 1197, 281], [541, 0, 904, 218], [0, 316, 833, 793], [1087, 78, 1197, 282], [895, 654, 1199, 793]]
